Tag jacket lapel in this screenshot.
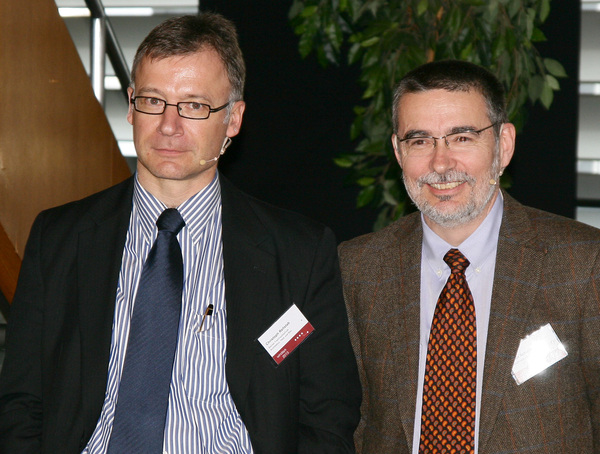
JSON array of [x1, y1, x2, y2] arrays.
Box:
[[219, 175, 281, 410], [478, 192, 546, 451], [77, 178, 134, 434], [391, 214, 423, 448]]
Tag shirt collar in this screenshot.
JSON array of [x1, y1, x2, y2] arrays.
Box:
[[422, 191, 504, 277], [133, 173, 221, 245]]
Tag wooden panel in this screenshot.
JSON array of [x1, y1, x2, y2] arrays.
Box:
[[0, 0, 131, 308]]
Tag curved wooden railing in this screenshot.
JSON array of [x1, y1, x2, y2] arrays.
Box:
[[0, 0, 131, 319]]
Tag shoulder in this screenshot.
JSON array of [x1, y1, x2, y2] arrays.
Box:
[[339, 211, 421, 262], [502, 192, 600, 247], [31, 177, 133, 236], [220, 174, 330, 244]]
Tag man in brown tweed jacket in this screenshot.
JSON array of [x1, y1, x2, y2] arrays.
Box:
[[339, 60, 600, 453]]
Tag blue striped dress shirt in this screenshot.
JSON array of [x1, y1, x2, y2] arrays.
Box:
[[83, 174, 253, 454]]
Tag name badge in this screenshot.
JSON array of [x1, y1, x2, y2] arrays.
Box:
[[258, 304, 315, 365], [511, 323, 568, 385]]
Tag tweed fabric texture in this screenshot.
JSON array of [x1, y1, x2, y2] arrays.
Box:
[[339, 191, 600, 453]]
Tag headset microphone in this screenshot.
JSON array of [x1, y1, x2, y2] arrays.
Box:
[[199, 156, 219, 165], [199, 137, 232, 165]]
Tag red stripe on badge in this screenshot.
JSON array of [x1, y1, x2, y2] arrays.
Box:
[[273, 322, 315, 365]]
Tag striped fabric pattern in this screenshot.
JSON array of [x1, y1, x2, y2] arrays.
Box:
[[83, 174, 253, 454]]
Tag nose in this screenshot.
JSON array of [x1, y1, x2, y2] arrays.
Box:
[[430, 140, 455, 174], [157, 104, 184, 136], [433, 135, 451, 150]]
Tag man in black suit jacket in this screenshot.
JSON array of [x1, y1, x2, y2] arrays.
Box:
[[0, 13, 360, 453]]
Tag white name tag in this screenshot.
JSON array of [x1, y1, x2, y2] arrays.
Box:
[[511, 323, 568, 385], [257, 304, 315, 365]]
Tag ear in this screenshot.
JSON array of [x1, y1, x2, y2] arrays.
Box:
[[126, 87, 134, 126], [498, 122, 516, 169], [226, 100, 246, 138], [392, 134, 403, 169]]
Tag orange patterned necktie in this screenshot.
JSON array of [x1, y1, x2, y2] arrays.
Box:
[[419, 248, 477, 453]]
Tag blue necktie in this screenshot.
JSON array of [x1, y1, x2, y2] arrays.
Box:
[[108, 208, 185, 453]]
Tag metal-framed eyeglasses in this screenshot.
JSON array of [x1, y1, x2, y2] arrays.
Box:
[[396, 123, 499, 157], [131, 96, 229, 120]]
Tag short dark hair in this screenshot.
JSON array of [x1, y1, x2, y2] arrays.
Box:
[[392, 60, 507, 135], [131, 13, 245, 103]]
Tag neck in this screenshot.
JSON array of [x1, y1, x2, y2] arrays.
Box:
[[136, 167, 217, 208]]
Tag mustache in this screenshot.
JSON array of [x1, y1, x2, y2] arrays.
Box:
[[415, 170, 476, 186]]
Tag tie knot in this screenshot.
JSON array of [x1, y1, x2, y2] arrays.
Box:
[[156, 208, 185, 234], [443, 248, 469, 273]]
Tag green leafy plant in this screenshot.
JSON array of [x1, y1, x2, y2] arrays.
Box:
[[289, 0, 566, 229]]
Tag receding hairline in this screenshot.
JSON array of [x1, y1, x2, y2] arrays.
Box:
[[131, 44, 226, 86], [395, 87, 492, 127], [128, 13, 246, 105]]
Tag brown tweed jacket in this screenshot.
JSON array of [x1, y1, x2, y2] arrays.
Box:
[[339, 191, 600, 453]]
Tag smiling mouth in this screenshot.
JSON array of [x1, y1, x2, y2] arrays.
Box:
[[429, 181, 463, 190]]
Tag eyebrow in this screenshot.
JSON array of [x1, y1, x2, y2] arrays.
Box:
[[136, 88, 167, 98], [401, 125, 480, 139], [402, 130, 430, 139], [136, 88, 212, 103]]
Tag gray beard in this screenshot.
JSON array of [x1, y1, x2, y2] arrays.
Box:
[[404, 169, 498, 229]]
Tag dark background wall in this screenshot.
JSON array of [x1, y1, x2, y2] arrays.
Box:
[[201, 1, 580, 242], [508, 0, 580, 219]]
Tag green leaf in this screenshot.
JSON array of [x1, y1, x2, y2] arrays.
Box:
[[334, 157, 354, 168], [325, 21, 343, 51], [417, 0, 428, 16], [353, 105, 366, 115], [487, 0, 499, 24], [350, 119, 363, 140], [298, 32, 314, 59], [544, 58, 567, 77], [357, 185, 376, 208], [507, 0, 521, 19], [288, 0, 303, 20], [540, 83, 554, 109], [492, 34, 506, 59], [361, 36, 380, 47], [525, 8, 536, 40], [540, 0, 551, 22], [447, 6, 462, 34], [528, 74, 544, 101], [531, 27, 546, 42], [382, 179, 400, 205], [545, 74, 559, 91], [357, 176, 376, 187], [301, 5, 318, 18], [348, 42, 362, 64]]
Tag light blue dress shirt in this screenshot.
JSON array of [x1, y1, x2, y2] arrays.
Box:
[[412, 193, 504, 454]]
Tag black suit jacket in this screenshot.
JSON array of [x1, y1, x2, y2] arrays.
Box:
[[0, 174, 361, 453]]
